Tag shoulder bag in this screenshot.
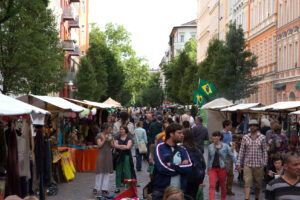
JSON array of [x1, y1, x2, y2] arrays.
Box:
[[135, 131, 147, 154]]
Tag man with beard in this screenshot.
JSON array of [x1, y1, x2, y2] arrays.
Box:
[[152, 123, 192, 200], [236, 119, 268, 200]]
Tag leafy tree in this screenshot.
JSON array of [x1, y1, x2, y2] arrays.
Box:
[[74, 58, 97, 100], [0, 0, 64, 95], [198, 22, 259, 102], [163, 38, 198, 104], [136, 72, 164, 107]]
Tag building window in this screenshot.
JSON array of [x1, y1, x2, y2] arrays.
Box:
[[284, 1, 287, 24], [263, 0, 266, 20], [267, 37, 270, 66], [284, 46, 287, 70], [272, 35, 276, 64], [283, 92, 286, 101], [268, 0, 270, 16], [279, 47, 282, 71], [290, 0, 293, 21], [81, 51, 85, 56], [272, 0, 275, 14], [267, 84, 270, 105], [296, 0, 299, 19], [259, 2, 262, 23], [295, 41, 298, 67], [180, 35, 184, 43], [277, 92, 281, 102], [263, 40, 266, 67], [289, 43, 293, 69], [279, 4, 282, 26]]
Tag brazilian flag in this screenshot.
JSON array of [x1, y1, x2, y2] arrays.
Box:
[[193, 90, 206, 107], [198, 79, 216, 98]]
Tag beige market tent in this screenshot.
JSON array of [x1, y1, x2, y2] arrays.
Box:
[[201, 98, 233, 136], [103, 97, 121, 107]]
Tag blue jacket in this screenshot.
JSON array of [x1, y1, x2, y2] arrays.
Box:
[[207, 142, 236, 171], [153, 142, 192, 192]]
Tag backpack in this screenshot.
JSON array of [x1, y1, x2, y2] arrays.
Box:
[[186, 147, 206, 185]]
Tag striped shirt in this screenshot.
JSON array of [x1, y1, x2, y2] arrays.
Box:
[[265, 177, 300, 200], [236, 132, 267, 168]]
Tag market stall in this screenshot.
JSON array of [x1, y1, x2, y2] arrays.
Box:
[[201, 98, 233, 135], [0, 94, 51, 199]]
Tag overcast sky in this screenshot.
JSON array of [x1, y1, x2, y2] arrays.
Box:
[[89, 0, 197, 69]]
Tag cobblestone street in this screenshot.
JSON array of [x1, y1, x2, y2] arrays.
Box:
[[49, 148, 264, 200]]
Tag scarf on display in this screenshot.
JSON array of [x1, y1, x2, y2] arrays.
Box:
[[5, 128, 21, 197]]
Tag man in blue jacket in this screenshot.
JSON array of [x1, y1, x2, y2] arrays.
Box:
[[152, 123, 192, 200]]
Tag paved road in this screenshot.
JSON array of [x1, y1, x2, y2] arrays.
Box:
[[49, 148, 265, 200]]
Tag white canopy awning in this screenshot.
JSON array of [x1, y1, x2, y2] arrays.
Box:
[[251, 101, 300, 111], [289, 110, 300, 115], [84, 100, 116, 109], [201, 98, 234, 110], [18, 94, 85, 113], [221, 103, 262, 112], [0, 93, 50, 116]]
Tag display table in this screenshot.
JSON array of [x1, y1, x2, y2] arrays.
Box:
[[58, 147, 99, 172]]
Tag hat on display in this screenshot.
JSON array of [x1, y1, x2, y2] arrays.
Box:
[[249, 119, 259, 126]]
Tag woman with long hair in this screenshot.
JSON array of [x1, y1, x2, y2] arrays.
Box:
[[113, 126, 133, 193], [183, 129, 206, 200], [207, 131, 236, 200], [93, 123, 114, 196]]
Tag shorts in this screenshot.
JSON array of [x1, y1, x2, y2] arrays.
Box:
[[243, 165, 264, 189]]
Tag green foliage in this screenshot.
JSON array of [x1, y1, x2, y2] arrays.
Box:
[[135, 72, 164, 107], [163, 38, 198, 104], [0, 0, 64, 95], [198, 22, 260, 102], [74, 58, 97, 100], [75, 23, 148, 106]]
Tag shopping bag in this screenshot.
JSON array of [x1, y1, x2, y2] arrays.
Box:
[[196, 187, 204, 200], [138, 142, 147, 154]]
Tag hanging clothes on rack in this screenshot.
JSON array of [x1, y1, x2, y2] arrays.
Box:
[[5, 123, 21, 197], [16, 120, 31, 198]]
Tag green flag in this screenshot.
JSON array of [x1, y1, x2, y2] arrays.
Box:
[[198, 79, 216, 98], [193, 90, 206, 107]]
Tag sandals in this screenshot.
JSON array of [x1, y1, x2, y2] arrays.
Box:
[[93, 189, 98, 195], [114, 189, 120, 193]]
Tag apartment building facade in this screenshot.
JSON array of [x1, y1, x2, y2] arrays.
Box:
[[49, 0, 89, 97], [247, 0, 278, 105], [275, 0, 300, 101], [159, 20, 197, 90]]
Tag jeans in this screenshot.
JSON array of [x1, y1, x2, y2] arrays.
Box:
[[209, 168, 227, 200], [135, 149, 146, 171]]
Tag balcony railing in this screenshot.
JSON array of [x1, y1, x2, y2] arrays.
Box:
[[62, 40, 75, 51], [63, 6, 74, 21], [69, 45, 80, 56], [69, 16, 80, 28], [70, 0, 80, 3]]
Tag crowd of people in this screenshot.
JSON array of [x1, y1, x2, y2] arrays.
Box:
[[6, 107, 299, 200], [89, 108, 300, 200]]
